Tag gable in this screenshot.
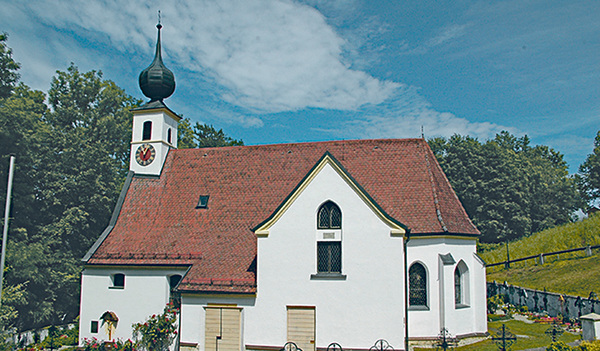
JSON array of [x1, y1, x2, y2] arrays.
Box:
[[253, 152, 407, 237]]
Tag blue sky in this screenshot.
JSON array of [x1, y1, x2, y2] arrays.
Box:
[[2, 0, 598, 172]]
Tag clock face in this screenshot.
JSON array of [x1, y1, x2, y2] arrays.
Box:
[[135, 143, 156, 166]]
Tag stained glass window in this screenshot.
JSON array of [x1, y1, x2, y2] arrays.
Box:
[[409, 263, 427, 306]]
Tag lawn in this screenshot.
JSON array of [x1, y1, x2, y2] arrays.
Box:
[[413, 316, 580, 351], [486, 254, 600, 297]]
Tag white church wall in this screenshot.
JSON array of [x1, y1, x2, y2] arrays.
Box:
[[248, 163, 405, 350], [79, 267, 187, 345], [407, 238, 487, 339]]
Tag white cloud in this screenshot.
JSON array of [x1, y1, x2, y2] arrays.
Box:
[[426, 24, 469, 47], [10, 0, 400, 113], [340, 88, 511, 141]]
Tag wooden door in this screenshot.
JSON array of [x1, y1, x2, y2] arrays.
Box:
[[204, 306, 242, 351], [287, 306, 316, 351]]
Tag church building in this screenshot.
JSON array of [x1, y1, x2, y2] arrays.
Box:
[[78, 23, 487, 351]]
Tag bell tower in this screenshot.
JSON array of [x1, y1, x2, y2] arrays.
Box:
[[130, 19, 180, 176]]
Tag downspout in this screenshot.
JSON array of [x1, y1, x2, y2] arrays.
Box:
[[403, 229, 411, 351]]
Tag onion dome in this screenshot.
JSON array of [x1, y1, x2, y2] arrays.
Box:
[[139, 22, 175, 102]]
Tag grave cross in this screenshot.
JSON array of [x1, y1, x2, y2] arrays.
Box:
[[435, 328, 458, 350], [491, 324, 517, 351], [545, 321, 565, 342]]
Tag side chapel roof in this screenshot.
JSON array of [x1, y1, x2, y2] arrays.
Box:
[[85, 138, 479, 294]]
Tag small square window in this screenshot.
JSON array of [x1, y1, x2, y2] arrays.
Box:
[[111, 273, 125, 288], [91, 321, 99, 333], [196, 195, 209, 209]]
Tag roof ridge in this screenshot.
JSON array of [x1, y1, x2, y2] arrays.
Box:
[[173, 138, 425, 153]]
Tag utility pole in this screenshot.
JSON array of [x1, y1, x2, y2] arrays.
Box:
[[0, 155, 16, 307]]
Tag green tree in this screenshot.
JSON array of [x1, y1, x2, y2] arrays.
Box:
[[430, 132, 582, 243], [177, 117, 197, 149], [194, 123, 243, 148], [0, 34, 240, 330], [0, 33, 20, 99], [0, 62, 141, 330], [177, 118, 243, 149], [579, 131, 600, 203]]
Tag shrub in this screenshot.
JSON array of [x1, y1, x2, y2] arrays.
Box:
[[487, 294, 506, 314], [132, 303, 178, 351], [579, 340, 600, 351], [547, 341, 573, 351], [82, 338, 136, 351]]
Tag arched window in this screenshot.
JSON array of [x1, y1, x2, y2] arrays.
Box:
[[111, 273, 125, 289], [169, 274, 182, 290], [142, 121, 152, 140], [409, 262, 427, 307], [317, 201, 341, 229], [454, 260, 470, 307], [167, 128, 172, 144], [316, 201, 342, 274]]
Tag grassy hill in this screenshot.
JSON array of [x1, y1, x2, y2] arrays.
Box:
[[480, 214, 600, 297]]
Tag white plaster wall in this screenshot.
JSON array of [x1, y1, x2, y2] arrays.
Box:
[[407, 238, 487, 338], [248, 164, 405, 350], [131, 111, 178, 147], [79, 267, 187, 345], [130, 110, 178, 175]]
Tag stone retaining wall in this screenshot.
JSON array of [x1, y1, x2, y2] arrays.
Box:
[[488, 281, 599, 320]]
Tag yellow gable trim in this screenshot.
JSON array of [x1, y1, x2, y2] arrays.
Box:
[[254, 154, 406, 237]]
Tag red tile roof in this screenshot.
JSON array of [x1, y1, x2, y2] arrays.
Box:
[[86, 138, 478, 293]]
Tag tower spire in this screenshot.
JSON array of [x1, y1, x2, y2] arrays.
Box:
[[139, 12, 175, 103]]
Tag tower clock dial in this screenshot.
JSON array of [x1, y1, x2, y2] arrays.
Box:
[[135, 143, 156, 166]]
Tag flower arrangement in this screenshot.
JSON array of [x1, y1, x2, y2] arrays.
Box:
[[82, 338, 136, 351], [132, 303, 179, 351]]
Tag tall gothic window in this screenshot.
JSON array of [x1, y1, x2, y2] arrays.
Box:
[[454, 268, 462, 305], [455, 261, 470, 307], [409, 262, 427, 307], [316, 201, 342, 274]]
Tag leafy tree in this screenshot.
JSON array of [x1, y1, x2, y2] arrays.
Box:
[[177, 118, 243, 148], [0, 60, 141, 329], [430, 132, 583, 243], [0, 34, 237, 331], [0, 281, 26, 328], [579, 131, 600, 203], [40, 64, 140, 256], [177, 117, 196, 149], [194, 123, 243, 148], [0, 33, 20, 99]]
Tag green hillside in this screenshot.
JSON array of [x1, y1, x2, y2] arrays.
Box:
[[480, 214, 600, 297]]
